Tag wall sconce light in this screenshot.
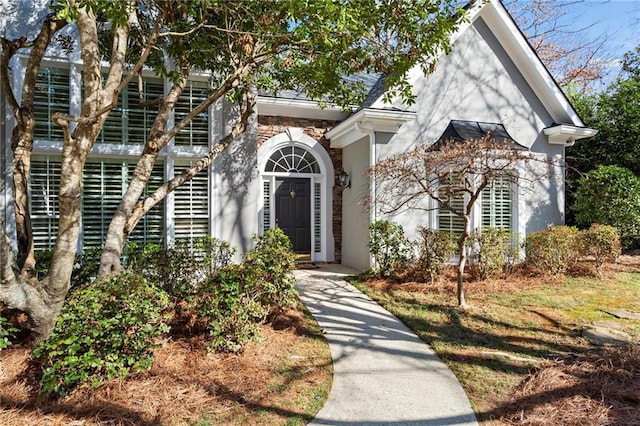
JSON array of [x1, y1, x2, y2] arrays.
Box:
[[339, 170, 351, 189]]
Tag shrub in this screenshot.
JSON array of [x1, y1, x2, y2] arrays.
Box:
[[525, 226, 579, 275], [0, 316, 18, 350], [33, 273, 171, 397], [126, 237, 236, 300], [412, 227, 455, 282], [192, 229, 296, 352], [573, 165, 640, 249], [70, 247, 102, 289], [368, 220, 411, 277], [469, 228, 515, 280], [194, 265, 266, 352], [577, 224, 621, 271], [35, 247, 108, 290], [243, 228, 297, 314]]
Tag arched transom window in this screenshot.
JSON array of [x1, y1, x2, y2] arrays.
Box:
[[265, 146, 320, 174]]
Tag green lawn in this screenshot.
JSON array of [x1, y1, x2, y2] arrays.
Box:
[[348, 270, 640, 421]]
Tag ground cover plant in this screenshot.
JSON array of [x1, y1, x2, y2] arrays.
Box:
[[349, 257, 640, 425]]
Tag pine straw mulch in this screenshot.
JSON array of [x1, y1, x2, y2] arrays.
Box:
[[499, 345, 640, 425], [0, 309, 332, 426]]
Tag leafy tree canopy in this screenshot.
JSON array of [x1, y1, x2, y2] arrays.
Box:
[[566, 45, 640, 176]]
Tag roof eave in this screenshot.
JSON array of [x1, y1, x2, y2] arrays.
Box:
[[257, 96, 348, 121], [543, 124, 598, 146], [326, 108, 416, 148]]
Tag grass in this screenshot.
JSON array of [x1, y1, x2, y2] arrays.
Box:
[[348, 261, 640, 424], [0, 303, 332, 426]]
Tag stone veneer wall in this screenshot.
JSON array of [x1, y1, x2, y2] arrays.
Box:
[[257, 116, 342, 262]]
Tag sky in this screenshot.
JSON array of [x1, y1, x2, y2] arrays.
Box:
[[570, 0, 640, 85]]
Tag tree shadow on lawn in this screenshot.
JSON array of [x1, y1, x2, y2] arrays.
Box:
[[388, 301, 587, 364]]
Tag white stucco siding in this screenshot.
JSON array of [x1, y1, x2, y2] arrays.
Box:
[[211, 104, 260, 260], [373, 17, 565, 238], [341, 136, 372, 271]]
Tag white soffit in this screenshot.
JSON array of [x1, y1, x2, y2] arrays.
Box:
[[257, 96, 347, 121], [326, 108, 416, 148], [543, 124, 598, 146]]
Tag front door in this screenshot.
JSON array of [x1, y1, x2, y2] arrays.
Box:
[[275, 178, 311, 254]]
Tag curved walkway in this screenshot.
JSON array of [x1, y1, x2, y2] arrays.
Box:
[[295, 264, 478, 426]]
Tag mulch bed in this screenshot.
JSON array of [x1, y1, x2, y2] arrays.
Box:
[[500, 345, 640, 425]]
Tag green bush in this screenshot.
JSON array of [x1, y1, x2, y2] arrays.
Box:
[[243, 228, 297, 314], [33, 273, 171, 397], [192, 229, 296, 352], [525, 226, 579, 275], [412, 227, 455, 282], [469, 228, 516, 280], [70, 248, 102, 289], [126, 237, 236, 300], [0, 316, 18, 350], [573, 165, 640, 249], [35, 247, 109, 290], [577, 224, 621, 271], [368, 220, 410, 277], [194, 265, 266, 353]]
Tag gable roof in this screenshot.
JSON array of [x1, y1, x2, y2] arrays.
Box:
[[366, 0, 586, 128]]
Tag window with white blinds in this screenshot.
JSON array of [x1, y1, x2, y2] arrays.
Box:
[[30, 157, 165, 250], [174, 162, 209, 242], [174, 81, 209, 146], [96, 77, 164, 145], [481, 175, 513, 230], [34, 68, 69, 141], [82, 159, 165, 247], [30, 157, 60, 250], [437, 173, 465, 235]]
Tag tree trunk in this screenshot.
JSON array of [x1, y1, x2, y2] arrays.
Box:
[[11, 109, 36, 276], [0, 226, 65, 342], [456, 237, 467, 308], [456, 221, 470, 308]]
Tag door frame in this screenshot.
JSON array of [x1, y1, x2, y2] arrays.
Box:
[[257, 129, 335, 263]]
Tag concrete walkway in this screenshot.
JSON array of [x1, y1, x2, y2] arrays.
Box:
[[295, 264, 478, 426]]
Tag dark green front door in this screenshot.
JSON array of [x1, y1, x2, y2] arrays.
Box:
[[275, 178, 311, 254]]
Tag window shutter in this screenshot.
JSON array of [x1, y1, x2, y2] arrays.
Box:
[[437, 173, 465, 234], [175, 81, 209, 146], [30, 157, 61, 250], [34, 68, 69, 141], [482, 176, 513, 230], [82, 159, 165, 248], [174, 162, 209, 243], [127, 78, 164, 145]]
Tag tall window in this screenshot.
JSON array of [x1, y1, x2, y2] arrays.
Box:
[[175, 81, 209, 146], [437, 173, 465, 234], [34, 67, 69, 141], [30, 157, 60, 250], [30, 157, 165, 250], [481, 175, 513, 230], [174, 161, 209, 242], [97, 77, 164, 145]]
